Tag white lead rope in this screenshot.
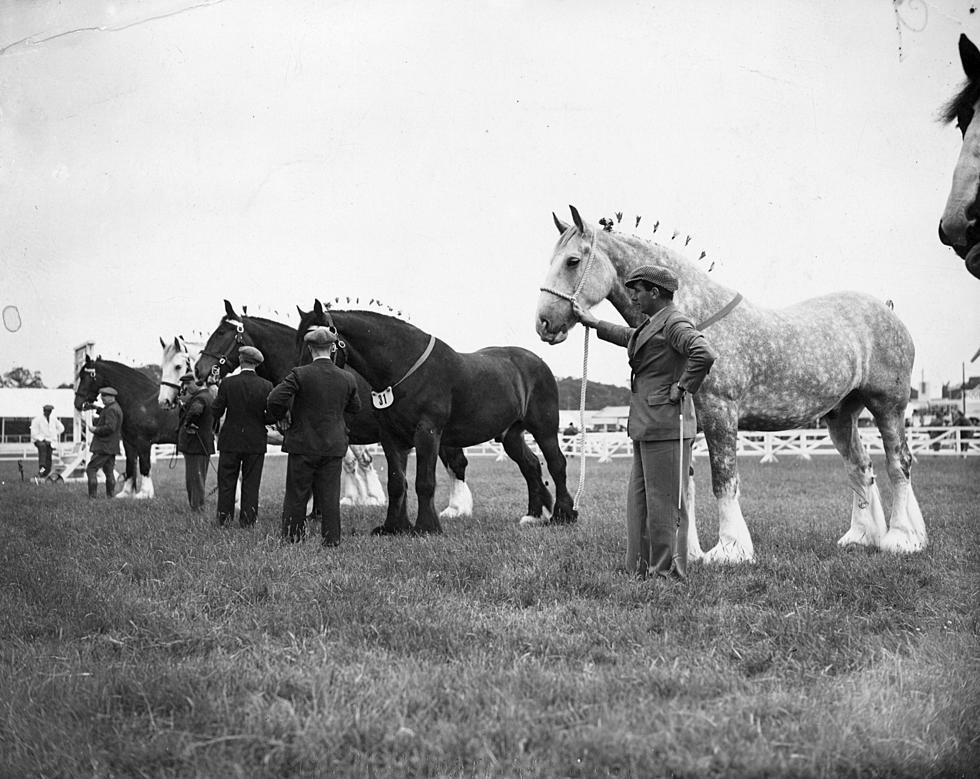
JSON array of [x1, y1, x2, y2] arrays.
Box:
[[539, 228, 599, 510]]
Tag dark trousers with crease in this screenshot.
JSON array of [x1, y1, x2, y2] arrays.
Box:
[[216, 451, 265, 526], [183, 454, 209, 511], [86, 453, 116, 497], [626, 438, 692, 579], [281, 454, 343, 543], [34, 441, 53, 476]]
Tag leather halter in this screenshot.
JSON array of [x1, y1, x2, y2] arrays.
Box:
[[199, 318, 253, 381]]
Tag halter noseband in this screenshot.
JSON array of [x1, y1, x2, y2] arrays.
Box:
[[199, 318, 254, 381]]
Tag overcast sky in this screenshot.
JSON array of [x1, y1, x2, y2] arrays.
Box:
[[2, 0, 978, 396]]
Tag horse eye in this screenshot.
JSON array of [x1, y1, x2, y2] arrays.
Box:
[[566, 256, 581, 267]]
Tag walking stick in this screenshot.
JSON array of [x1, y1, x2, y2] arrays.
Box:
[[677, 390, 685, 511]]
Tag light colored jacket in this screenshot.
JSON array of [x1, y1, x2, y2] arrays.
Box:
[[31, 413, 65, 443]]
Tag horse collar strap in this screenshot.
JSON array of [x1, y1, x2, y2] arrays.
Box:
[[697, 292, 743, 330], [371, 334, 437, 409]]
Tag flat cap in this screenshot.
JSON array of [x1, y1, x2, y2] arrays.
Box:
[[304, 326, 338, 345], [179, 372, 196, 383], [43, 404, 54, 410], [98, 386, 118, 397], [238, 345, 264, 364], [624, 264, 679, 292]]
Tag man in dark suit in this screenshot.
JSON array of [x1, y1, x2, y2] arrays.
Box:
[[85, 387, 123, 498], [211, 346, 274, 527], [267, 326, 362, 545], [572, 265, 716, 580], [177, 373, 215, 512]]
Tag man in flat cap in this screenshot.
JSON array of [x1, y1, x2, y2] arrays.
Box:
[[572, 264, 717, 580], [211, 345, 274, 527], [31, 403, 65, 480], [267, 325, 362, 545], [85, 387, 123, 498], [176, 373, 215, 513]]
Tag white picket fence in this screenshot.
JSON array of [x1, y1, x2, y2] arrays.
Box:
[[5, 428, 974, 467]]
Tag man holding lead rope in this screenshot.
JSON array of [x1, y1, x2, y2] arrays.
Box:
[[571, 265, 716, 580]]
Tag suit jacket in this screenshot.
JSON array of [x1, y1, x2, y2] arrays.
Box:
[[266, 358, 363, 456], [89, 402, 123, 455], [177, 387, 215, 455], [212, 370, 274, 454], [596, 303, 716, 441]]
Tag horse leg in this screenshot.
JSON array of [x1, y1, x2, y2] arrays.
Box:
[[496, 425, 551, 527], [340, 448, 358, 506], [135, 445, 154, 499], [373, 439, 412, 535], [356, 447, 387, 506], [438, 446, 473, 519], [530, 431, 577, 525], [867, 400, 927, 553], [686, 456, 705, 561], [824, 398, 887, 549], [412, 425, 443, 534], [116, 442, 137, 498], [700, 404, 755, 564]]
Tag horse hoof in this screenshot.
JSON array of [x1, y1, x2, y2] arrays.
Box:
[[549, 507, 578, 525], [518, 515, 549, 527], [371, 525, 409, 536]]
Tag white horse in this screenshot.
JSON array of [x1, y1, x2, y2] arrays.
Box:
[[536, 207, 927, 564], [938, 33, 980, 280]]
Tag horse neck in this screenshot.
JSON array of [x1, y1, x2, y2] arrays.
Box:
[[330, 311, 430, 389], [598, 231, 739, 325], [243, 317, 297, 383], [97, 360, 155, 406]]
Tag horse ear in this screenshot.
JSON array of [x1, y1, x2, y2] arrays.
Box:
[[553, 212, 570, 234], [296, 305, 307, 318], [159, 336, 166, 349], [224, 299, 238, 319], [961, 34, 980, 81], [173, 336, 181, 350], [569, 205, 585, 233], [313, 299, 324, 316]]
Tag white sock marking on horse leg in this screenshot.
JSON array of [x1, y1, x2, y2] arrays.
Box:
[[439, 472, 473, 519], [880, 481, 927, 553], [704, 493, 755, 564], [135, 476, 154, 499], [686, 473, 704, 561], [361, 463, 387, 506], [115, 476, 135, 498], [837, 466, 887, 548]]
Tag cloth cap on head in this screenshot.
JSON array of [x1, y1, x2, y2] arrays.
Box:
[[624, 264, 679, 292], [43, 404, 54, 411], [179, 372, 196, 383], [98, 387, 117, 397], [238, 345, 264, 365], [304, 326, 338, 346]]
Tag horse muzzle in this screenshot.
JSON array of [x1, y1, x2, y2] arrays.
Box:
[[536, 316, 569, 345]]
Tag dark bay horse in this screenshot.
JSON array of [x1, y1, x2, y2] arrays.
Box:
[[296, 300, 577, 534], [536, 206, 926, 563], [193, 301, 473, 517], [938, 33, 980, 280], [74, 355, 178, 498]]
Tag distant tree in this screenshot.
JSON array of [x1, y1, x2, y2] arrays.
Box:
[[1, 366, 45, 388], [57, 382, 74, 389], [556, 377, 630, 409]]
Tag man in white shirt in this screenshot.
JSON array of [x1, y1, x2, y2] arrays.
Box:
[[31, 404, 65, 479]]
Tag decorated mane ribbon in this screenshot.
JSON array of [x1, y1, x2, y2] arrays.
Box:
[[696, 292, 743, 330], [371, 334, 437, 409]]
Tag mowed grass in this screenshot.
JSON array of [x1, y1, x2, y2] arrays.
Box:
[[0, 452, 977, 778]]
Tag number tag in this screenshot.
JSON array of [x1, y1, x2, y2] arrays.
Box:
[[372, 386, 394, 409]]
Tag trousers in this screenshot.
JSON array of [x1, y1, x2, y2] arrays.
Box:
[[626, 438, 693, 579], [183, 454, 210, 511], [281, 454, 343, 543], [86, 453, 116, 498], [34, 441, 53, 477], [216, 451, 265, 526]]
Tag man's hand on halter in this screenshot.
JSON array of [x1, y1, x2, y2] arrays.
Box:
[[570, 298, 599, 328]]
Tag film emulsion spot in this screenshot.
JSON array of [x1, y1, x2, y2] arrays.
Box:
[[2, 305, 22, 332]]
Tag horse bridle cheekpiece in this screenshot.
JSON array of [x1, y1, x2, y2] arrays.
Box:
[[200, 318, 253, 382]]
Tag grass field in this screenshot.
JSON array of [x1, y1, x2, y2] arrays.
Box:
[[0, 453, 977, 778]]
